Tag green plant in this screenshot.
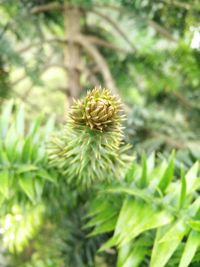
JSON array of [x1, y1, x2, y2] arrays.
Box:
[[48, 88, 131, 188], [0, 101, 57, 253], [87, 152, 200, 267]]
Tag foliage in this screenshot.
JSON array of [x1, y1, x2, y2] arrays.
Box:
[[0, 101, 57, 256], [0, 101, 56, 206], [87, 153, 200, 267]]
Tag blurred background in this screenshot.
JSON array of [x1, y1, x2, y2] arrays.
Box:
[[0, 0, 200, 266]]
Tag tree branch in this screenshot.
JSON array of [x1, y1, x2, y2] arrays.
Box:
[[149, 20, 177, 42], [17, 38, 67, 54], [91, 9, 136, 51], [87, 36, 130, 53], [172, 91, 200, 109], [30, 2, 125, 14], [31, 2, 63, 14], [76, 34, 118, 95], [92, 3, 124, 12], [18, 34, 130, 55]]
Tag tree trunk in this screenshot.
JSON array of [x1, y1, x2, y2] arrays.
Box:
[[64, 6, 81, 107]]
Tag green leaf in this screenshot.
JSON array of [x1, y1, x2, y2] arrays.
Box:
[[185, 162, 199, 195], [106, 187, 152, 203], [179, 167, 187, 209], [158, 151, 175, 193], [22, 136, 32, 163], [150, 222, 187, 267], [45, 115, 55, 137], [15, 104, 25, 136], [125, 161, 136, 182], [158, 220, 187, 243], [114, 198, 173, 246], [19, 175, 35, 203], [37, 169, 57, 184], [188, 196, 200, 217], [148, 161, 168, 189], [0, 141, 8, 164], [85, 206, 117, 228], [122, 210, 173, 246], [0, 170, 9, 198], [147, 152, 155, 174], [99, 235, 120, 252], [187, 220, 200, 232], [28, 115, 43, 137], [178, 230, 200, 267], [139, 153, 147, 188], [89, 217, 117, 236], [117, 237, 150, 267], [34, 179, 44, 200], [4, 118, 21, 162], [17, 164, 38, 174]]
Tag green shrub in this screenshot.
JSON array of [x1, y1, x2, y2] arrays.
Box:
[[87, 152, 200, 267], [0, 101, 57, 252]]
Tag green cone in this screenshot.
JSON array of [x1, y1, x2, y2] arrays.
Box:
[[69, 88, 123, 131], [48, 88, 131, 188]]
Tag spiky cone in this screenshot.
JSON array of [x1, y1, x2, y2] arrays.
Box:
[[48, 88, 132, 188], [69, 88, 124, 132]]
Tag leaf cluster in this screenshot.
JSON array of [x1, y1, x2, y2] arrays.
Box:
[[88, 152, 200, 267]]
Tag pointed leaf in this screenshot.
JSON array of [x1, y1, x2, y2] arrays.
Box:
[[37, 169, 57, 184], [125, 162, 136, 182], [45, 115, 55, 137], [28, 115, 43, 137], [188, 196, 200, 217], [150, 223, 186, 267], [117, 236, 150, 267], [179, 167, 187, 209], [139, 153, 147, 188], [106, 187, 152, 203], [187, 220, 200, 232], [121, 208, 173, 246], [0, 170, 9, 198], [17, 164, 38, 174], [114, 198, 173, 246], [159, 220, 187, 243], [89, 217, 117, 236], [186, 162, 199, 195], [147, 152, 155, 174], [19, 175, 35, 203], [34, 179, 44, 200], [22, 136, 32, 163], [0, 141, 8, 164], [178, 230, 200, 267], [15, 104, 25, 136], [158, 151, 175, 193], [99, 235, 120, 252]]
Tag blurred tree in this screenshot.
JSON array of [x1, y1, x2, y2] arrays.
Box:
[[0, 0, 134, 106]]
